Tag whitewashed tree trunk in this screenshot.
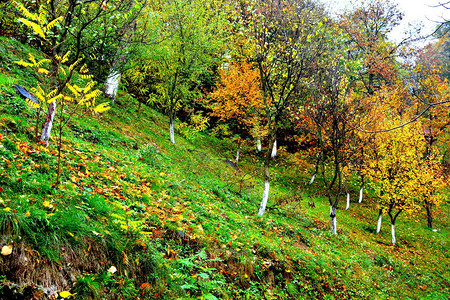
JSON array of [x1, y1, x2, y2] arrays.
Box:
[[391, 224, 396, 245], [256, 139, 261, 152], [358, 185, 364, 203], [309, 173, 316, 185], [235, 149, 240, 164], [271, 139, 277, 158], [345, 193, 350, 210], [330, 205, 337, 235], [170, 120, 175, 144], [41, 101, 57, 146], [258, 180, 270, 216], [104, 70, 121, 101], [377, 212, 383, 233]]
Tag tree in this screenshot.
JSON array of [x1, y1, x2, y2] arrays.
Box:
[[363, 122, 432, 245], [306, 50, 363, 234], [131, 0, 226, 144], [340, 0, 405, 96], [415, 66, 450, 228], [12, 0, 144, 145], [234, 0, 329, 216], [208, 61, 265, 156]]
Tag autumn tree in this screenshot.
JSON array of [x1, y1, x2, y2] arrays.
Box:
[[208, 61, 265, 158], [306, 41, 364, 234], [340, 0, 405, 95], [363, 123, 432, 245], [234, 0, 329, 216], [415, 67, 450, 228]]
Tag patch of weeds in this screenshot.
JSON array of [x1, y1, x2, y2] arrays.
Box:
[[175, 249, 225, 299], [138, 142, 163, 168], [1, 137, 18, 153]]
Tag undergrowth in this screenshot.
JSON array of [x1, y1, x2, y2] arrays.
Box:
[[0, 36, 448, 300]]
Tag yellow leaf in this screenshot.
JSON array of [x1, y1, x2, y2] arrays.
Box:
[[43, 200, 50, 208], [3, 207, 11, 212], [59, 291, 74, 298], [18, 18, 45, 39], [46, 17, 63, 31], [38, 68, 49, 74], [93, 103, 110, 113], [1, 245, 13, 256]]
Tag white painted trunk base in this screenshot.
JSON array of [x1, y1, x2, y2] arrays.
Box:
[[256, 139, 261, 152], [258, 180, 270, 216], [170, 121, 175, 144], [104, 71, 121, 100], [345, 193, 350, 210], [309, 173, 316, 185], [330, 206, 337, 235], [358, 186, 364, 203], [271, 140, 277, 158], [391, 224, 396, 245], [41, 101, 57, 146], [376, 213, 382, 233], [235, 150, 240, 164]]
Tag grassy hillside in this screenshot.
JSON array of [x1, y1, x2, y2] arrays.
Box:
[[0, 37, 449, 299]]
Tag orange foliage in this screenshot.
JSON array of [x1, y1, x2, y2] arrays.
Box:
[[209, 62, 265, 136]]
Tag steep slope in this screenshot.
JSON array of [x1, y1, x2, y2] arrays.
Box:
[[0, 37, 449, 299]]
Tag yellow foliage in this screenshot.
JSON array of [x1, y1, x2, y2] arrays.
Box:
[[94, 103, 111, 113], [363, 120, 445, 217], [18, 18, 45, 38]]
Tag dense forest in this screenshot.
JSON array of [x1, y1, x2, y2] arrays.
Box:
[[0, 0, 449, 299]]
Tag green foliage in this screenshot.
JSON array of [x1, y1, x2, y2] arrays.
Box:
[[0, 13, 449, 299]]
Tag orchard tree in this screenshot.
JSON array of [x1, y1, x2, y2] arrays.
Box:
[[340, 0, 405, 95], [306, 49, 363, 234], [209, 61, 265, 157], [235, 0, 329, 216], [363, 122, 433, 245], [138, 0, 227, 144]]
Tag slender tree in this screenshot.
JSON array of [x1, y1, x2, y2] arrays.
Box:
[[235, 0, 329, 216], [136, 0, 227, 144]]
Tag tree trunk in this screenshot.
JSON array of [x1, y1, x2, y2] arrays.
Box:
[[271, 139, 277, 158], [376, 209, 383, 233], [104, 70, 121, 102], [425, 200, 433, 229], [258, 178, 270, 216], [345, 193, 350, 210], [41, 101, 57, 146], [358, 185, 364, 203], [391, 223, 396, 245], [309, 173, 316, 185], [258, 136, 273, 216], [235, 149, 240, 164], [256, 138, 261, 152], [170, 118, 175, 144], [330, 205, 337, 235]]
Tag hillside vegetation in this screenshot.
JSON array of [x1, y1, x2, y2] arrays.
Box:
[[0, 36, 449, 300]]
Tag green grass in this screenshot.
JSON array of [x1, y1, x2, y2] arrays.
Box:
[[0, 36, 448, 299]]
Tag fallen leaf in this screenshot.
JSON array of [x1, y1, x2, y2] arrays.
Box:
[[108, 266, 117, 274], [59, 291, 74, 298], [1, 245, 13, 255]]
